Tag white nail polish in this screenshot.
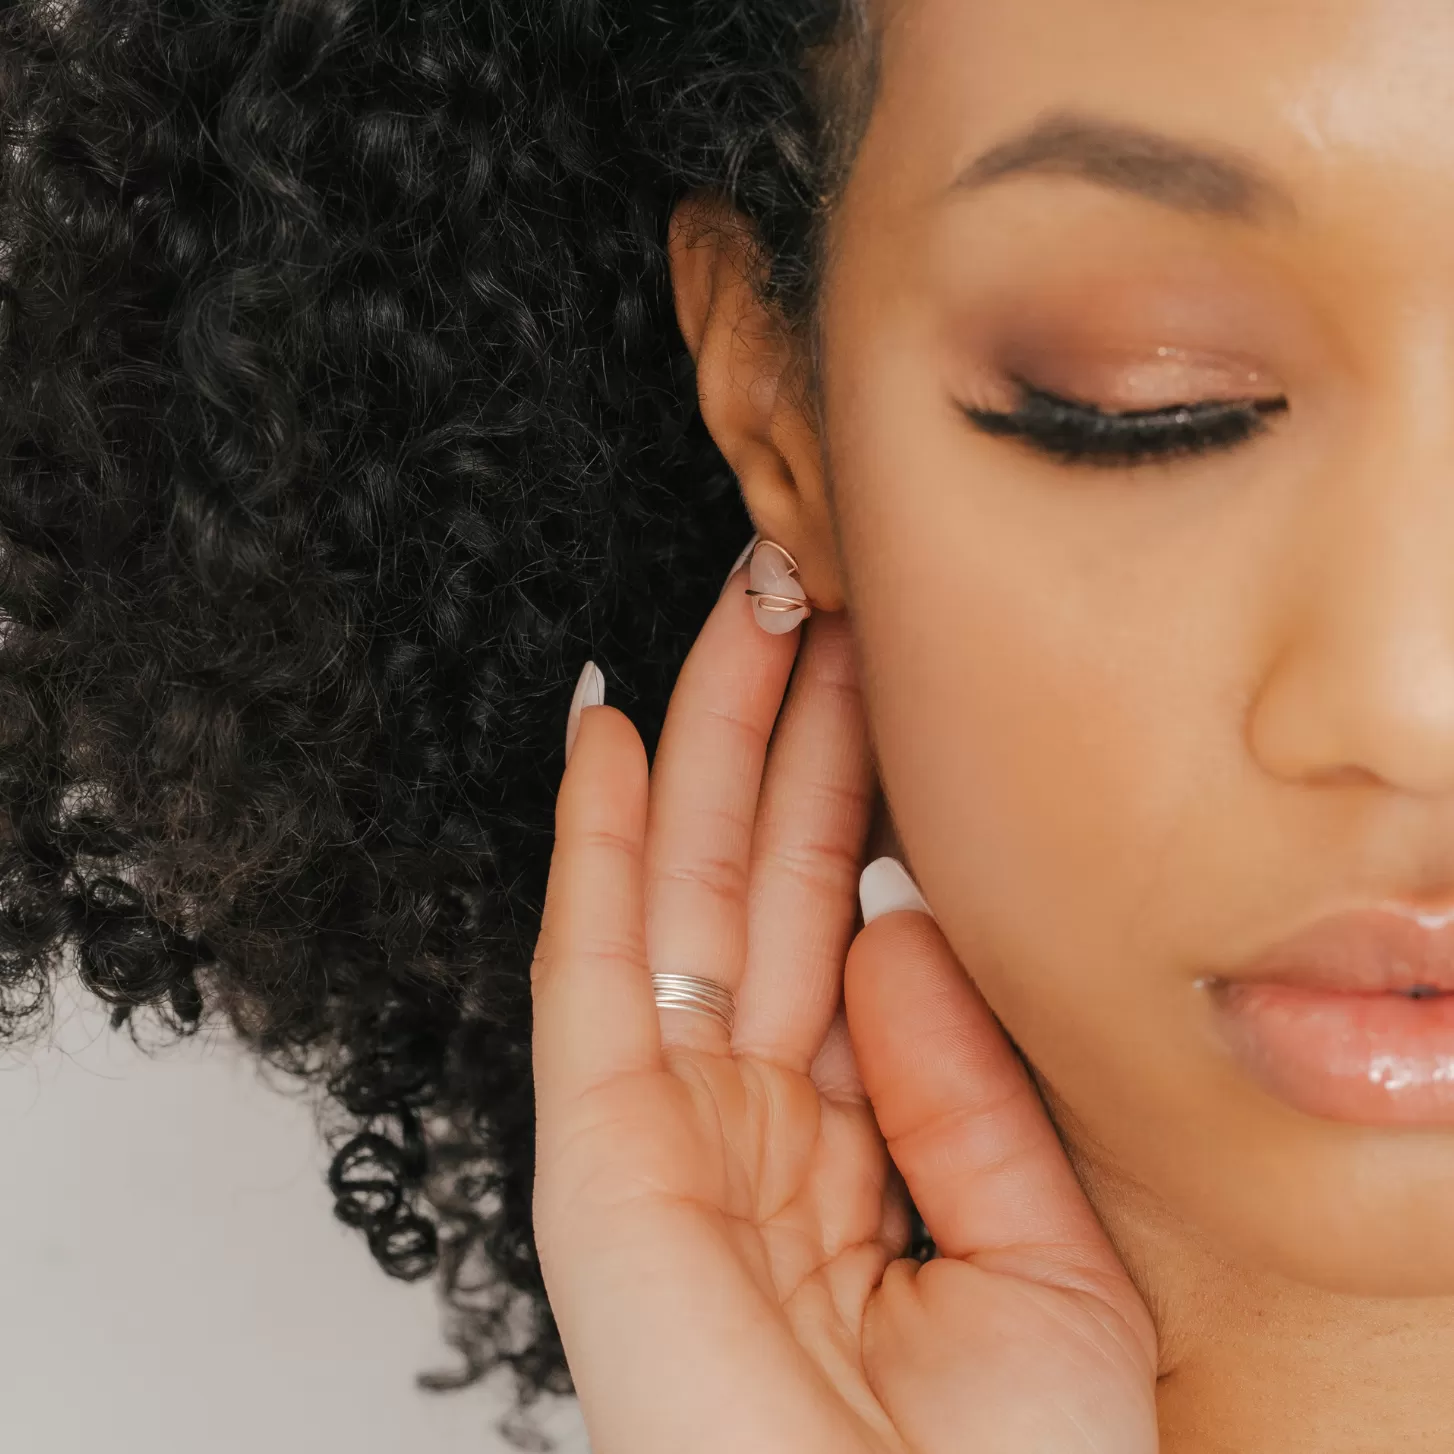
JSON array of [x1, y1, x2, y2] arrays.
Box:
[[565, 661, 606, 764], [859, 857, 933, 924], [721, 533, 759, 592], [748, 540, 809, 635]]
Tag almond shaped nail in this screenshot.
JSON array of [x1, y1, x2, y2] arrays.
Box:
[[565, 660, 606, 763]]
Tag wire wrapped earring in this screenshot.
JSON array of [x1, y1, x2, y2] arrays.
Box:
[[745, 540, 812, 635]]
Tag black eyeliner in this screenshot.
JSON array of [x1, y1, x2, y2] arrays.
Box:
[[965, 382, 1289, 469]]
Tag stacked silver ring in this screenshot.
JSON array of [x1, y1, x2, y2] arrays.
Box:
[[651, 973, 736, 1033]]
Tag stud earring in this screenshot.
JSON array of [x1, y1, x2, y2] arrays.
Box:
[[745, 540, 812, 635]]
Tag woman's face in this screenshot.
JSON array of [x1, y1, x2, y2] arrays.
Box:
[[820, 0, 1454, 1294]]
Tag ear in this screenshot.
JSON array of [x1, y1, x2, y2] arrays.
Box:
[[667, 192, 845, 611]]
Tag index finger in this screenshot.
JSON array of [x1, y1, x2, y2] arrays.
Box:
[[731, 613, 873, 1072], [642, 561, 801, 1052]]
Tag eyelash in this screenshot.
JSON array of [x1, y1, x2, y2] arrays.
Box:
[[964, 382, 1289, 469]]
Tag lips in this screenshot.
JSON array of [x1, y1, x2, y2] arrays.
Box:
[[1210, 906, 1454, 1125], [1226, 906, 1454, 996]]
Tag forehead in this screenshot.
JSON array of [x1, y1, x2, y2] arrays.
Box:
[[867, 0, 1454, 196]]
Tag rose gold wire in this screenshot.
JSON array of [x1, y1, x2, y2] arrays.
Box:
[[744, 541, 813, 619], [745, 592, 813, 615]]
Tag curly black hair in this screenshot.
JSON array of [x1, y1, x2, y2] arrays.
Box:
[[0, 0, 881, 1442]]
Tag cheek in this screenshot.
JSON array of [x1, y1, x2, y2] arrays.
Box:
[[828, 392, 1248, 1093], [856, 520, 1186, 1003]]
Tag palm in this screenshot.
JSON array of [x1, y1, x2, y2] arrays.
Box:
[[647, 1050, 893, 1312], [633, 1053, 890, 1285], [533, 588, 1158, 1454], [550, 1014, 906, 1446]]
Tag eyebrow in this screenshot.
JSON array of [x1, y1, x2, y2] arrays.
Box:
[[953, 111, 1296, 223]]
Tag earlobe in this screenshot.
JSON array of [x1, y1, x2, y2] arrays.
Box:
[[666, 193, 845, 613]]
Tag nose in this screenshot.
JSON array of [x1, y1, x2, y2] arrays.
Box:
[[1247, 399, 1454, 797]]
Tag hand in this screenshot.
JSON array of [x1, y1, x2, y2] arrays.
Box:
[[530, 568, 1159, 1453]]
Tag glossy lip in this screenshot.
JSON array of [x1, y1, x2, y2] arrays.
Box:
[[1216, 903, 1454, 996], [1208, 903, 1454, 1124]]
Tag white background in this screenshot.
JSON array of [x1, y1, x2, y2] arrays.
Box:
[[0, 977, 587, 1454]]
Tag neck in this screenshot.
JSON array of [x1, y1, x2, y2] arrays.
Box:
[[1080, 1153, 1454, 1453]]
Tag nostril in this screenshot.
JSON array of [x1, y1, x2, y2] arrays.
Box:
[[1306, 763, 1383, 790]]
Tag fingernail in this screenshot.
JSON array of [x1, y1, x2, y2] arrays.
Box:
[[721, 532, 759, 593], [565, 660, 606, 764], [859, 857, 934, 924]]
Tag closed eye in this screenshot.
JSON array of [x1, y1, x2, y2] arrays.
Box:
[[964, 381, 1289, 469]]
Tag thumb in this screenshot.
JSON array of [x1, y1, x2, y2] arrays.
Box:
[[844, 859, 1144, 1314]]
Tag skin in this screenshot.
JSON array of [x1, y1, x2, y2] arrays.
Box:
[[534, 0, 1454, 1448], [535, 596, 1156, 1454]]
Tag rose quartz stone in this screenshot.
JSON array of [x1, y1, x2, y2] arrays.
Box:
[[749, 542, 809, 635]]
